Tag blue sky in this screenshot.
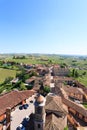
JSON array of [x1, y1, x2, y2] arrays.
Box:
[[0, 0, 87, 55]]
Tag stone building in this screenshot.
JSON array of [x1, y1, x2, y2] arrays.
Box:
[[52, 65, 69, 76], [34, 94, 46, 130], [27, 93, 68, 130]]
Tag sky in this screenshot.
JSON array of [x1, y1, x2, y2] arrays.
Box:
[[0, 0, 87, 55]]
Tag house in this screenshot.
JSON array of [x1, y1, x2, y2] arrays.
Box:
[[25, 76, 42, 91], [52, 65, 69, 76], [54, 76, 74, 85], [23, 64, 33, 69], [45, 114, 66, 130], [52, 82, 64, 97], [62, 98, 87, 123], [62, 86, 84, 102], [25, 76, 37, 85], [43, 74, 51, 87], [10, 78, 19, 84], [75, 81, 87, 100], [33, 77, 42, 91], [0, 90, 35, 123], [36, 66, 49, 76], [26, 93, 68, 130], [45, 94, 68, 130]]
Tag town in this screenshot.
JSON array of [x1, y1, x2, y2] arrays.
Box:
[[1, 0, 87, 130], [0, 55, 87, 130]]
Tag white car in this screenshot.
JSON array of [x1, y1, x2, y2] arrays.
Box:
[[16, 124, 25, 130], [22, 115, 30, 127]]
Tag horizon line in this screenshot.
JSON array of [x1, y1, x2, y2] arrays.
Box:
[[0, 53, 87, 57]]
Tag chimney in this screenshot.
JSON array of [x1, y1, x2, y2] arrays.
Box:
[[6, 107, 11, 130]]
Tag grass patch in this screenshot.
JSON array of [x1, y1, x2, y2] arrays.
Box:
[[0, 68, 17, 83], [74, 69, 87, 87], [77, 77, 87, 87], [83, 103, 87, 109], [6, 57, 49, 64]]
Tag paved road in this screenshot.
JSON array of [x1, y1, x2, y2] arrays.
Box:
[[3, 94, 36, 130]]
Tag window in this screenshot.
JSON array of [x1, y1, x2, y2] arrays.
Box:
[[38, 124, 41, 128]]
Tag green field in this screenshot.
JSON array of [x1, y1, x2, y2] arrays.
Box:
[[71, 69, 87, 87], [5, 55, 87, 67], [2, 55, 87, 87], [77, 76, 87, 87], [6, 57, 49, 64], [0, 68, 17, 83]]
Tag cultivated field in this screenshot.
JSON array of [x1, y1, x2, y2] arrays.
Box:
[[1, 54, 87, 87], [0, 68, 17, 83]]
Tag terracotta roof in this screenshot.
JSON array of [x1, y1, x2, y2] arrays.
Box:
[[75, 81, 87, 95], [53, 66, 69, 71], [37, 66, 45, 70], [0, 90, 35, 115], [52, 83, 64, 97], [63, 86, 83, 95], [36, 94, 45, 103], [25, 76, 36, 84], [45, 94, 67, 116], [0, 91, 22, 115], [54, 76, 73, 82], [45, 114, 65, 130], [62, 98, 87, 117], [41, 74, 51, 87], [20, 90, 36, 99]]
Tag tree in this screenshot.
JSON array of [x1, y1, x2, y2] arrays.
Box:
[[74, 70, 79, 78], [26, 85, 33, 90], [0, 61, 3, 66], [19, 83, 27, 90], [48, 59, 53, 64], [4, 77, 13, 84], [13, 56, 16, 59], [23, 74, 30, 82], [44, 86, 50, 93], [64, 126, 68, 130], [29, 71, 37, 77], [82, 71, 86, 75], [13, 80, 22, 88], [71, 69, 79, 78], [72, 69, 75, 77]]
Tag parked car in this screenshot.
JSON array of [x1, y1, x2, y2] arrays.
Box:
[[23, 104, 29, 109], [30, 100, 33, 103], [19, 104, 29, 110], [74, 99, 81, 104], [19, 105, 24, 110], [16, 124, 25, 130], [22, 116, 30, 127], [26, 104, 29, 107]]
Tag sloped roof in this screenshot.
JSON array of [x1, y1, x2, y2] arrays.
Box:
[[0, 90, 36, 115], [45, 94, 67, 116], [0, 91, 22, 115], [20, 90, 35, 99], [54, 76, 73, 82], [63, 86, 83, 95], [63, 98, 87, 117], [45, 114, 65, 130], [25, 76, 36, 84]]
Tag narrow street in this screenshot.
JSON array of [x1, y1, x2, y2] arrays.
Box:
[[3, 95, 35, 130]]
